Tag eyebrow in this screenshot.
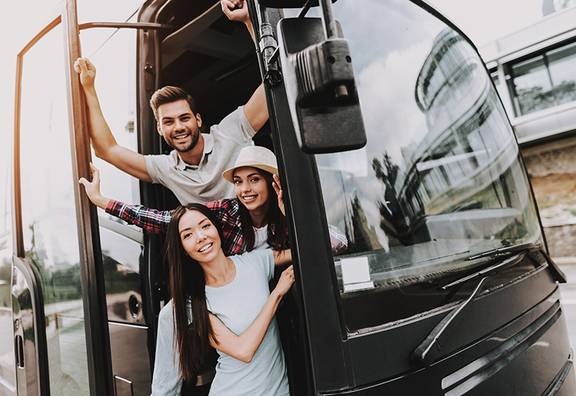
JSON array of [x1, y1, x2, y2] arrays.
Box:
[[179, 217, 209, 234], [161, 112, 192, 122], [233, 172, 260, 180]]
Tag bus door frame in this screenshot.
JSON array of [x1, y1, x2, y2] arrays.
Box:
[[248, 2, 354, 393], [65, 1, 117, 394]]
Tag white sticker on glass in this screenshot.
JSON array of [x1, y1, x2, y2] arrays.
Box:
[[341, 256, 374, 292]]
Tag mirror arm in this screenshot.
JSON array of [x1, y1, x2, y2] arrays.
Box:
[[250, 0, 283, 87]]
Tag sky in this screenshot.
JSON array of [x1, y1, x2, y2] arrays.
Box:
[[0, 0, 570, 233]]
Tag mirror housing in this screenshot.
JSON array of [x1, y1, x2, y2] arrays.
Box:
[[277, 17, 366, 153]]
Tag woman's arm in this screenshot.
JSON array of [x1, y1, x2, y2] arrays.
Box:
[[151, 302, 183, 395], [208, 265, 294, 363], [79, 163, 172, 234]]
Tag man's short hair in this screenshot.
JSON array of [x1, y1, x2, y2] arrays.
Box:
[[149, 86, 199, 121]]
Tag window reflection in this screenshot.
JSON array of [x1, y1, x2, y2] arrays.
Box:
[[310, 0, 541, 306], [81, 26, 145, 326], [510, 42, 576, 116]]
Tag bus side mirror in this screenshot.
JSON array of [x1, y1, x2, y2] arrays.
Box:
[[277, 16, 366, 154]]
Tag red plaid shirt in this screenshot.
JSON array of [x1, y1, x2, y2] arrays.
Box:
[[105, 198, 247, 255]]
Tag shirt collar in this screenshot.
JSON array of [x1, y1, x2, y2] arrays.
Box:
[[175, 133, 214, 171]]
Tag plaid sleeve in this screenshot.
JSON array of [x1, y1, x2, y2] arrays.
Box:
[[105, 200, 172, 234], [206, 199, 245, 255]]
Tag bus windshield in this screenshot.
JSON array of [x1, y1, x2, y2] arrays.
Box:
[[304, 1, 542, 307]]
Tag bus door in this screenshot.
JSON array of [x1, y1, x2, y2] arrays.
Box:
[[12, 6, 112, 395], [257, 0, 575, 394]]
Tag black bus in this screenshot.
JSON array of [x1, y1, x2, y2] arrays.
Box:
[[1, 0, 574, 394]]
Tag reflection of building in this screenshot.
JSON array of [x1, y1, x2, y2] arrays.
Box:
[[481, 7, 576, 258], [394, 28, 527, 242], [542, 0, 576, 16]]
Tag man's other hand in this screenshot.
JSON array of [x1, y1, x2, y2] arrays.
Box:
[[73, 57, 96, 90]]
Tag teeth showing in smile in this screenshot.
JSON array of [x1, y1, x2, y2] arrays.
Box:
[[173, 133, 190, 141], [198, 242, 213, 253], [242, 195, 257, 202]]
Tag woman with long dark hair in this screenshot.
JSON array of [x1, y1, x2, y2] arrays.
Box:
[[159, 203, 293, 395]]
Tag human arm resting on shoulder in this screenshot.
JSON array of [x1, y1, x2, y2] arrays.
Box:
[[221, 0, 269, 132], [79, 164, 171, 234], [208, 265, 294, 363], [74, 58, 152, 182]]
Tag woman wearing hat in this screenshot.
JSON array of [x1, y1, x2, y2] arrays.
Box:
[[80, 145, 347, 255]]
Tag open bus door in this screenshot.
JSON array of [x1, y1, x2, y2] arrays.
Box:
[[12, 1, 116, 393]]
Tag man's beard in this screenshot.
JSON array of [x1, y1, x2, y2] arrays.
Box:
[[173, 129, 199, 153]]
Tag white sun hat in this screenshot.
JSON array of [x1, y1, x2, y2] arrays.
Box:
[[222, 145, 278, 183]]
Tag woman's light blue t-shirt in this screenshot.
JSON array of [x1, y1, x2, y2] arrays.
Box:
[[206, 249, 289, 395], [151, 249, 289, 396]]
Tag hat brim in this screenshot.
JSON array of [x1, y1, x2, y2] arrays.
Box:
[[222, 163, 278, 183]]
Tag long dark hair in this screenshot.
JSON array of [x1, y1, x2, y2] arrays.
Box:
[[164, 203, 224, 381], [237, 169, 289, 251]]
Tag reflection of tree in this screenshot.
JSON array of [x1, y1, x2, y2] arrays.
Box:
[[345, 195, 382, 252], [518, 81, 576, 114], [26, 222, 81, 303], [372, 154, 408, 242]]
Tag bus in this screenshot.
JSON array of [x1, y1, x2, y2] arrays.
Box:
[[1, 0, 574, 394]]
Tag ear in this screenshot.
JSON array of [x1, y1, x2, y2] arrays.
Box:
[[195, 113, 202, 128], [156, 122, 163, 136]]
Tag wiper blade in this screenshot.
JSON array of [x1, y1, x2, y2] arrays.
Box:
[[413, 276, 488, 365], [440, 252, 526, 290], [466, 241, 541, 261]]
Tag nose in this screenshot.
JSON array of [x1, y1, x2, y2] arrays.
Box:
[[239, 182, 252, 194], [174, 119, 186, 131], [194, 229, 207, 242]]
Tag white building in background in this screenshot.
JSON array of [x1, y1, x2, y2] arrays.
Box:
[[479, 5, 576, 258]]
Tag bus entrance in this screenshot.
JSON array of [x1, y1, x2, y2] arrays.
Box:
[[3, 0, 575, 394]]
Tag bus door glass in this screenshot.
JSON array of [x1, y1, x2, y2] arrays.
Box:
[[79, 22, 152, 393], [17, 19, 90, 394], [0, 173, 15, 394], [298, 0, 542, 330]]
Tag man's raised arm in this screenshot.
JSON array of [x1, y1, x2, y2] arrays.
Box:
[[221, 0, 269, 132], [74, 58, 152, 182]]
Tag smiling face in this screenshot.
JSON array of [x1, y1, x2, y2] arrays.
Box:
[[178, 209, 221, 263], [157, 99, 202, 153], [233, 167, 271, 212]]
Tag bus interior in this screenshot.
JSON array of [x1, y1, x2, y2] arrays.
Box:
[[143, 1, 306, 394]]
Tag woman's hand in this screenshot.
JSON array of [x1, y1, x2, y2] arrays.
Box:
[[221, 0, 249, 23], [272, 174, 285, 216], [79, 163, 110, 209], [273, 265, 295, 297]]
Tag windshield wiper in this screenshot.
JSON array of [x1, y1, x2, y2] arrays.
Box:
[[440, 252, 527, 290], [412, 276, 488, 365], [466, 241, 541, 261]]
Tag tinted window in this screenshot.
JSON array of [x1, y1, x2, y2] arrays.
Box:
[[301, 0, 542, 330], [19, 22, 90, 394]]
